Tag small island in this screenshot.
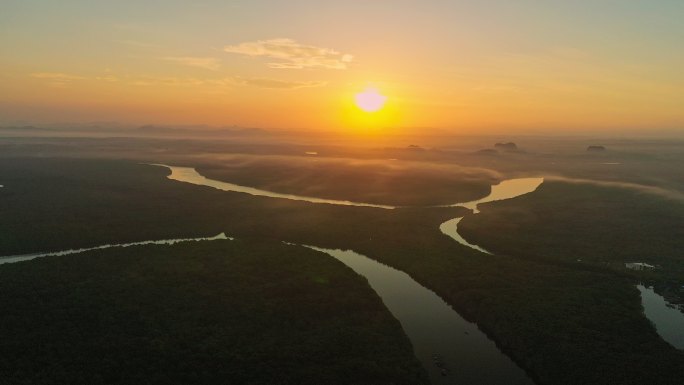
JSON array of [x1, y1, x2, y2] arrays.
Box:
[[587, 145, 607, 152], [494, 142, 518, 151]]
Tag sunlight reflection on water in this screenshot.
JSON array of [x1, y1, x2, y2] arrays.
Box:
[[0, 233, 231, 265], [153, 164, 395, 210], [307, 246, 533, 385], [440, 178, 544, 253], [638, 285, 684, 350]]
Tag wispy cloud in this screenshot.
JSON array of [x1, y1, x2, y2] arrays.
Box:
[[547, 176, 684, 202], [130, 76, 206, 87], [115, 39, 160, 49], [96, 70, 118, 82], [226, 76, 327, 89], [31, 72, 85, 81], [30, 70, 322, 91], [163, 56, 221, 71], [129, 75, 325, 90], [96, 75, 118, 82], [31, 72, 85, 87], [224, 38, 353, 69], [31, 72, 120, 86]]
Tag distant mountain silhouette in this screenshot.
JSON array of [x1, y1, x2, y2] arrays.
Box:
[[134, 125, 270, 136], [495, 142, 518, 151], [587, 145, 607, 152], [0, 126, 50, 131]]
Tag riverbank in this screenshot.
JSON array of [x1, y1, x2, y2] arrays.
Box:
[[2, 157, 683, 384], [0, 239, 428, 384]]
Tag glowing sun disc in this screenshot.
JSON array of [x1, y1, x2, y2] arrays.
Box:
[[355, 88, 387, 112]]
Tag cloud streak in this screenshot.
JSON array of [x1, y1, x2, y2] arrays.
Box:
[[224, 38, 353, 69], [31, 72, 120, 87], [31, 72, 86, 87], [226, 76, 326, 89], [546, 176, 684, 202], [115, 39, 160, 49], [31, 72, 85, 81], [163, 56, 221, 71], [29, 70, 323, 91], [128, 75, 324, 90], [130, 76, 205, 87]]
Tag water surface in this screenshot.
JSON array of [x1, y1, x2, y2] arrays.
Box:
[[0, 233, 231, 265], [638, 285, 684, 350], [440, 218, 492, 254], [309, 246, 533, 385], [447, 178, 545, 213], [441, 178, 544, 253], [152, 164, 394, 210], [151, 164, 542, 255], [151, 164, 535, 381]]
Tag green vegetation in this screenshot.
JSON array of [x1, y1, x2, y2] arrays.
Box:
[[352, 241, 684, 385], [196, 155, 495, 206], [459, 181, 684, 303], [0, 239, 427, 385], [2, 156, 684, 384], [0, 158, 465, 256]]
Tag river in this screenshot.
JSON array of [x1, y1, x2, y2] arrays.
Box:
[[154, 164, 543, 255], [3, 163, 681, 382], [0, 165, 618, 384], [149, 164, 538, 382], [440, 178, 545, 253], [309, 246, 532, 384], [638, 285, 684, 350], [0, 233, 231, 265], [152, 164, 394, 210]]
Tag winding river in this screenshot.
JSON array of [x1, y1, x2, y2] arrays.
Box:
[[148, 165, 536, 382], [440, 178, 545, 254], [151, 164, 394, 209], [154, 164, 544, 255], [8, 164, 679, 381], [638, 285, 684, 350], [2, 228, 533, 384], [309, 246, 532, 384], [0, 233, 231, 265]]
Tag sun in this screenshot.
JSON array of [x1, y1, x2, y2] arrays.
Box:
[[355, 87, 387, 113]]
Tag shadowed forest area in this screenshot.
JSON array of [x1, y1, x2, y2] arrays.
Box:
[[1, 148, 683, 384], [195, 155, 497, 206], [0, 239, 427, 384], [459, 180, 684, 307]]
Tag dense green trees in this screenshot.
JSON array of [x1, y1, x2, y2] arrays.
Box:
[[2, 157, 684, 384], [0, 239, 427, 384], [459, 181, 684, 297]]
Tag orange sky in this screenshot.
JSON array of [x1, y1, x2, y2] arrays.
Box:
[[1, 1, 683, 135]]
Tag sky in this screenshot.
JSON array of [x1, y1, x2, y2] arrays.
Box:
[[1, 0, 683, 134]]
